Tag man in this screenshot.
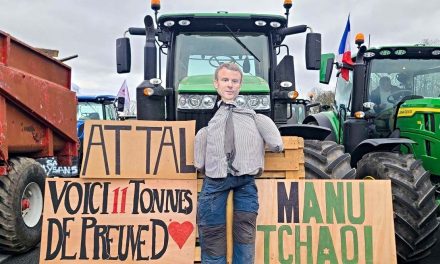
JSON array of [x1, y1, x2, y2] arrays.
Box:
[[194, 63, 283, 263], [370, 76, 400, 111]]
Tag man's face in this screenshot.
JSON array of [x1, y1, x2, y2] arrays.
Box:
[[380, 78, 391, 90], [214, 68, 242, 102]]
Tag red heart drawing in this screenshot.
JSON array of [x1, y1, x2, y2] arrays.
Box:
[[168, 221, 194, 249]]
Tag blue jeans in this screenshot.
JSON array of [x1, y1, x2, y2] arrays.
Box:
[[197, 174, 259, 264]]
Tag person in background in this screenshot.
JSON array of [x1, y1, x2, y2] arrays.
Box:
[[370, 76, 400, 111], [194, 62, 283, 264]]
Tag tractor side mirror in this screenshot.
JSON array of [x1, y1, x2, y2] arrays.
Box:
[[305, 33, 321, 70], [116, 37, 131, 73], [117, 97, 125, 112], [319, 53, 335, 84]]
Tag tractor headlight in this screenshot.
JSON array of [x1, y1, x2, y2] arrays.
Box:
[[177, 94, 270, 110], [261, 96, 270, 107], [178, 94, 217, 109], [241, 95, 271, 110], [202, 96, 215, 108], [188, 96, 201, 108], [236, 96, 247, 108], [247, 96, 260, 108]]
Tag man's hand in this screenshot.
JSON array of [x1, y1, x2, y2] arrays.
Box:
[[374, 103, 388, 112]]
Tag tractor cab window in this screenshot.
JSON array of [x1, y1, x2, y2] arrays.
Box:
[[77, 102, 117, 120], [287, 103, 306, 124], [412, 61, 440, 97], [173, 33, 269, 90], [104, 104, 118, 120], [368, 59, 440, 106], [368, 60, 407, 112], [334, 71, 353, 114]]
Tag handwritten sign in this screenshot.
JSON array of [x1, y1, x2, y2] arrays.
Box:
[[80, 120, 196, 179], [255, 180, 396, 264], [40, 178, 197, 263]]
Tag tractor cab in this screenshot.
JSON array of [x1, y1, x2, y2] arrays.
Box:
[[76, 95, 119, 147], [116, 1, 321, 131], [319, 45, 440, 142], [77, 95, 119, 121], [161, 13, 278, 131]]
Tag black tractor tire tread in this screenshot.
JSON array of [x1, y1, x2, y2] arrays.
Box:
[[356, 152, 439, 263], [384, 165, 419, 197], [327, 153, 351, 173], [418, 186, 436, 209], [0, 157, 46, 254], [410, 159, 424, 170], [303, 148, 327, 164], [304, 140, 356, 180], [393, 196, 421, 217], [415, 171, 430, 188], [306, 163, 331, 179]]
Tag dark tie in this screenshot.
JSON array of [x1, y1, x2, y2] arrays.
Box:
[[224, 104, 238, 173]]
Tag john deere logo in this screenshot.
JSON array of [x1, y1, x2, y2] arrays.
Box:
[[397, 108, 414, 117], [398, 107, 440, 117]]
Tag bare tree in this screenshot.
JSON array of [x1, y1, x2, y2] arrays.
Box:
[[308, 87, 335, 113], [421, 38, 440, 46]]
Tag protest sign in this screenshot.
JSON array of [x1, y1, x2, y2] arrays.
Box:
[[255, 180, 396, 264], [40, 178, 197, 264], [80, 120, 196, 179]]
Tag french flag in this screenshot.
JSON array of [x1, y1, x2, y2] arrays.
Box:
[[338, 16, 353, 81]]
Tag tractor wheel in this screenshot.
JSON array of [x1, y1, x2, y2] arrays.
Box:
[[304, 140, 356, 179], [0, 157, 46, 253], [357, 152, 439, 263]]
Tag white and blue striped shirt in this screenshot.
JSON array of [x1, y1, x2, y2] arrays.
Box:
[[194, 102, 283, 178]]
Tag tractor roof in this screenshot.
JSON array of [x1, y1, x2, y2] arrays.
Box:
[[158, 13, 287, 32], [361, 45, 440, 60], [77, 95, 116, 104]]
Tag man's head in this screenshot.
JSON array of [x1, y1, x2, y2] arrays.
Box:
[[379, 76, 392, 90], [214, 63, 243, 102]]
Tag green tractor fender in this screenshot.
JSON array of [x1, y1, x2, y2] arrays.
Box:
[[278, 124, 331, 140], [350, 138, 415, 167]]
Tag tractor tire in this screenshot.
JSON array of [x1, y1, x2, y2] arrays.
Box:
[[357, 152, 439, 263], [0, 157, 46, 254], [304, 140, 356, 179]]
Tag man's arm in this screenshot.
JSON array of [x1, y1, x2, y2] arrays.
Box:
[[194, 127, 207, 173], [255, 114, 284, 152]]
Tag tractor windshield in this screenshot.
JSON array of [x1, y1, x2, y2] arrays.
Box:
[[77, 102, 117, 120], [368, 59, 440, 109], [173, 32, 270, 90]]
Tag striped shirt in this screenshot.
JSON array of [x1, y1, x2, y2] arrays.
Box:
[[194, 102, 283, 178]]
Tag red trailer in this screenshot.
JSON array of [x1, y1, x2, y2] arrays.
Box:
[[0, 30, 77, 253]]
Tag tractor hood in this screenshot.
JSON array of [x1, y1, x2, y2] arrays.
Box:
[[178, 74, 269, 93], [396, 97, 440, 176], [397, 98, 440, 117]]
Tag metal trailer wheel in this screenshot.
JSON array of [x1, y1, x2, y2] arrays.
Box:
[[357, 152, 439, 263], [304, 140, 356, 179], [0, 157, 46, 254]]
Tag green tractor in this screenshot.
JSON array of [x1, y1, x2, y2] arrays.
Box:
[[310, 37, 440, 262], [116, 1, 355, 178]]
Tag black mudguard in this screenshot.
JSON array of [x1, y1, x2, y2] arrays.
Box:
[[278, 124, 331, 141], [303, 113, 336, 141], [350, 138, 415, 167]]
